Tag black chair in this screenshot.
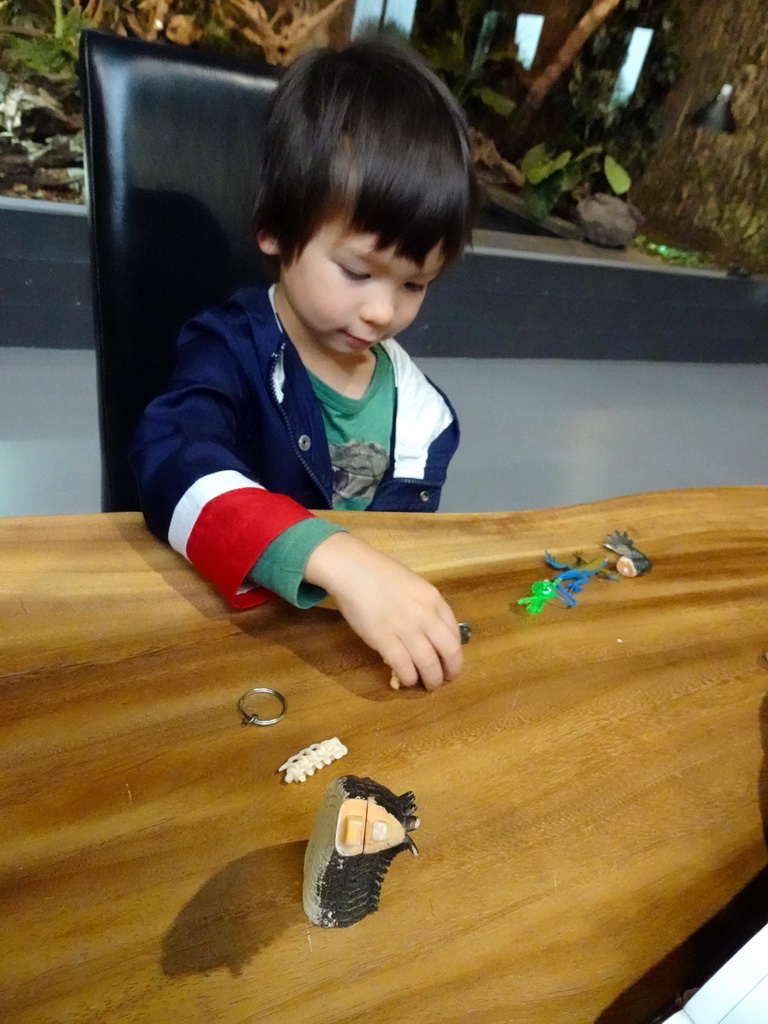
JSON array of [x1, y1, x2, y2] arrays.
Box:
[[79, 30, 280, 512]]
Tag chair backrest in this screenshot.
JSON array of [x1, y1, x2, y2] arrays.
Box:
[[80, 30, 279, 512]]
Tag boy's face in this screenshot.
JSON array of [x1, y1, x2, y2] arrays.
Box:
[[258, 217, 444, 362]]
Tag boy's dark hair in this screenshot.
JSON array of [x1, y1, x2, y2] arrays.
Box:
[[253, 37, 478, 269]]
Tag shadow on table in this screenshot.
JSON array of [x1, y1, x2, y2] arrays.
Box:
[[759, 687, 768, 848], [595, 685, 768, 1024], [162, 839, 305, 977], [233, 602, 434, 703], [593, 866, 768, 1024], [115, 518, 422, 700]]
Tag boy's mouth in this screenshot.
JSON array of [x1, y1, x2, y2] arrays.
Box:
[[342, 330, 378, 350]]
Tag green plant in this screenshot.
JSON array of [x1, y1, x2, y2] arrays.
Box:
[[520, 140, 631, 220], [5, 4, 90, 77], [421, 29, 517, 119], [559, 0, 684, 178], [413, 0, 519, 126], [0, 0, 119, 80]]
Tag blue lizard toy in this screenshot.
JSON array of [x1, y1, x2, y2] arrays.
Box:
[[544, 553, 609, 607]]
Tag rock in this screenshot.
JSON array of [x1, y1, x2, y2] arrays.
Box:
[[575, 193, 642, 249]]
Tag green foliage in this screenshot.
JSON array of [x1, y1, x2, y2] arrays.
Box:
[[5, 4, 91, 77], [475, 85, 515, 119], [520, 141, 631, 220], [0, 1, 100, 80], [523, 172, 564, 222], [523, 146, 572, 185], [507, 0, 683, 221], [603, 153, 631, 194], [419, 28, 518, 122], [413, 0, 519, 126], [558, 0, 684, 179]]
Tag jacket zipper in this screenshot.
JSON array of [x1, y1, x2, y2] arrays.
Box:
[[268, 349, 333, 507]]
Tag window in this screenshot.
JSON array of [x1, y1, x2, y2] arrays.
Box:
[[471, 11, 501, 72], [514, 13, 545, 71], [609, 27, 654, 108], [351, 0, 418, 38]]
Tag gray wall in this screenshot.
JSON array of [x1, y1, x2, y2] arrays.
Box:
[[1, 198, 94, 349], [2, 196, 767, 360]]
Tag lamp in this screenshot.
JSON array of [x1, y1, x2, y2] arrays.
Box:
[[688, 83, 748, 276], [689, 84, 736, 134]]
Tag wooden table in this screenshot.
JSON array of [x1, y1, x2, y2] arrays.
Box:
[[2, 488, 768, 1024]]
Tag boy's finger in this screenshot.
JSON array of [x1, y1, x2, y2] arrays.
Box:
[[434, 599, 466, 648], [383, 617, 465, 691], [409, 632, 451, 690], [386, 631, 444, 690], [382, 638, 419, 689], [427, 618, 463, 682]]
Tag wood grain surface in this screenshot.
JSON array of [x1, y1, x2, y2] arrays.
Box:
[[1, 488, 768, 1024]]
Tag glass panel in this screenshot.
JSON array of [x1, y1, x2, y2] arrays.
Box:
[[609, 27, 655, 109], [515, 13, 545, 71], [381, 0, 419, 36], [472, 11, 501, 73], [351, 0, 386, 38]]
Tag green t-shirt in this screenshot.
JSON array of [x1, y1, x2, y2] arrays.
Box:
[[247, 346, 396, 606], [307, 345, 395, 510]]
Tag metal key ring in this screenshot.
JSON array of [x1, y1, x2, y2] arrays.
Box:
[[238, 687, 287, 726]]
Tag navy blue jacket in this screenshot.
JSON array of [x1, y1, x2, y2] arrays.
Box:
[[130, 287, 460, 606]]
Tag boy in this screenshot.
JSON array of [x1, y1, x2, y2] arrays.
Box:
[[131, 37, 477, 690]]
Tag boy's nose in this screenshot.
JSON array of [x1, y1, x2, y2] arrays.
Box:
[[360, 287, 394, 329]]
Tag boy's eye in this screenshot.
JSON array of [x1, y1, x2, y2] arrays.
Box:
[[405, 282, 427, 293], [340, 265, 369, 282]]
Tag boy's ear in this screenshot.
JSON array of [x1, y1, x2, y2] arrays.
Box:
[[257, 230, 280, 256]]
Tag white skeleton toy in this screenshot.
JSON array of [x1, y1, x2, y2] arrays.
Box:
[[279, 737, 348, 783]]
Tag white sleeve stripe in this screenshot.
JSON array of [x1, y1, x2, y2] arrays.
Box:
[[381, 338, 454, 479], [168, 470, 264, 559], [267, 284, 286, 403]]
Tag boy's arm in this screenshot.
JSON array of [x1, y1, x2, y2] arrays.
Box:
[[304, 531, 464, 690], [130, 319, 317, 607], [247, 518, 345, 608], [247, 523, 461, 689]]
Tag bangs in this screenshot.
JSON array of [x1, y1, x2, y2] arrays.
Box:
[[326, 130, 474, 266]]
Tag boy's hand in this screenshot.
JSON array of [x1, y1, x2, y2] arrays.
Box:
[[304, 532, 463, 690]]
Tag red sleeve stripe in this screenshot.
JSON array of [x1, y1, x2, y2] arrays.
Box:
[[169, 471, 315, 607], [168, 470, 265, 557]]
